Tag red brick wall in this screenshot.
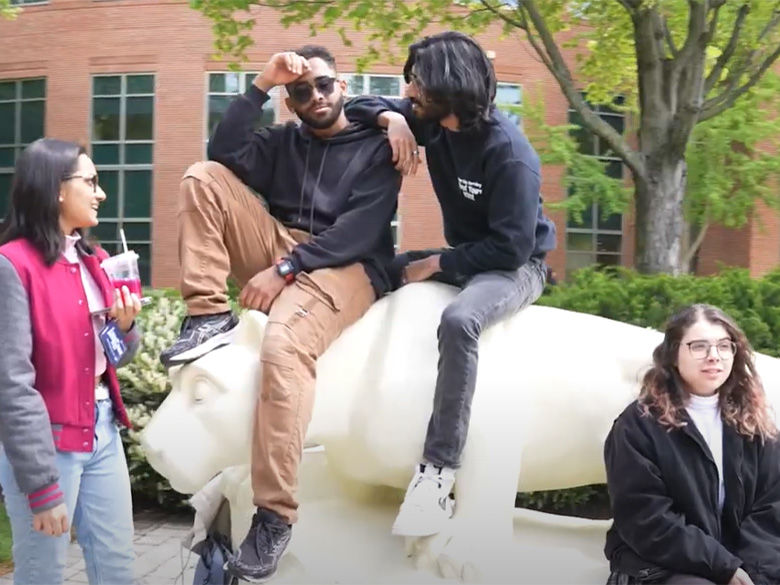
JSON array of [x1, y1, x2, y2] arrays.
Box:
[[3, 0, 773, 286], [698, 202, 780, 277]]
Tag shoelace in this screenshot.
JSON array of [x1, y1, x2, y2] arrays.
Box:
[[184, 315, 229, 338], [415, 473, 445, 490], [255, 515, 288, 557]]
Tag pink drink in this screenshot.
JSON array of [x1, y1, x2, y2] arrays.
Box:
[[101, 251, 141, 296], [111, 278, 142, 296]]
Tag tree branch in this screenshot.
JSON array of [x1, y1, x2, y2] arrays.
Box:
[[633, 6, 672, 155], [477, 0, 527, 31], [666, 1, 712, 154], [700, 43, 780, 120], [614, 0, 639, 16], [682, 220, 709, 269], [662, 16, 679, 57], [756, 3, 780, 43], [674, 0, 708, 72], [704, 2, 750, 94], [512, 0, 644, 178]]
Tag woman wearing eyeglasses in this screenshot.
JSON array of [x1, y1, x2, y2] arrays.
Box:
[[604, 304, 780, 585], [0, 138, 142, 584]]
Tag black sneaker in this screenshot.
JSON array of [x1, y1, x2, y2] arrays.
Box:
[[226, 508, 292, 583], [159, 311, 239, 368]]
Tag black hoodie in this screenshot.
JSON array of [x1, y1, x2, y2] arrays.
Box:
[[345, 96, 556, 278], [207, 85, 401, 296]]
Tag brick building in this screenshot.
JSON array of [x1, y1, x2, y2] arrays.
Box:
[[1, 0, 777, 287]]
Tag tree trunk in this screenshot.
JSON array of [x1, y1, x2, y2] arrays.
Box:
[[634, 155, 687, 274]]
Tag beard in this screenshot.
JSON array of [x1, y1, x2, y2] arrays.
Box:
[[410, 97, 450, 122], [296, 94, 346, 130]]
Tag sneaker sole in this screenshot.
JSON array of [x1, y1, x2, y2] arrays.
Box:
[[162, 328, 237, 367], [391, 514, 452, 537], [391, 522, 444, 537], [225, 561, 277, 584], [232, 572, 275, 584]]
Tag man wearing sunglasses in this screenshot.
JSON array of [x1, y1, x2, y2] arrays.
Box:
[[161, 46, 400, 581], [345, 31, 557, 538]]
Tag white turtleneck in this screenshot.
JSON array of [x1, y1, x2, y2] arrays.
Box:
[[63, 234, 109, 400], [685, 392, 725, 512]]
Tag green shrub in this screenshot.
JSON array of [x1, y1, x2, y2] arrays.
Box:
[[120, 288, 243, 508], [538, 266, 780, 356], [119, 290, 189, 508], [0, 503, 11, 567], [516, 485, 609, 518]]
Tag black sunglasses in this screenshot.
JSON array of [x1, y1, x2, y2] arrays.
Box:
[[289, 76, 337, 104]]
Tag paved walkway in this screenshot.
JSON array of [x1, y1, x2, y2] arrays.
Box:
[[0, 510, 199, 585]]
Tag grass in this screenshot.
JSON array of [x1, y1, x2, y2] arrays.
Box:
[[0, 502, 12, 574]]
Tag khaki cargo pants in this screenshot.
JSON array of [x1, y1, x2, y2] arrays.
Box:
[[178, 161, 376, 523]]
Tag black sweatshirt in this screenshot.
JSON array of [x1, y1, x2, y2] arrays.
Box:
[[605, 401, 780, 584], [208, 85, 401, 296], [345, 96, 556, 277]]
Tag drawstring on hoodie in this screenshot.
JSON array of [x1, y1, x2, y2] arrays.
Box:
[[297, 141, 312, 224], [309, 143, 329, 235], [297, 138, 330, 235]]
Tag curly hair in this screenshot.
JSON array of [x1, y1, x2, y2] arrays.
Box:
[[639, 304, 777, 441]]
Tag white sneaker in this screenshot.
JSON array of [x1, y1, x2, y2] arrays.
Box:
[[392, 462, 455, 537]]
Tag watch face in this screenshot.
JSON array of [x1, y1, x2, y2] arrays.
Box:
[[277, 260, 293, 276]]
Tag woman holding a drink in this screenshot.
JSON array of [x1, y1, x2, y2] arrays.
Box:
[[0, 138, 142, 585]]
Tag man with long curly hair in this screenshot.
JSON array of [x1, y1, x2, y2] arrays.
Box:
[[345, 30, 557, 538]]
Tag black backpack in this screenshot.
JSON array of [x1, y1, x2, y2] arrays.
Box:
[[191, 497, 237, 585], [192, 530, 237, 585]]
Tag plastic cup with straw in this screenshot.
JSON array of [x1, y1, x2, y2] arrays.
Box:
[[93, 228, 151, 315]]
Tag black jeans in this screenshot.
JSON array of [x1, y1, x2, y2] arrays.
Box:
[[393, 249, 547, 468]]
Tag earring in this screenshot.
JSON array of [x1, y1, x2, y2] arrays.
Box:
[[59, 197, 64, 202]]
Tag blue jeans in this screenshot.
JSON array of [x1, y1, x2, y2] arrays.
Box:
[[0, 399, 135, 585]]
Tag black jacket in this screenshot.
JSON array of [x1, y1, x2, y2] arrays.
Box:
[[345, 96, 556, 278], [605, 400, 780, 584], [208, 85, 401, 297]]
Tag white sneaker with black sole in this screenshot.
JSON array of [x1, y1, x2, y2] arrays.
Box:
[[392, 462, 455, 537], [160, 311, 239, 368]]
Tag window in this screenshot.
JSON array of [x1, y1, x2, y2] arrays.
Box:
[[0, 78, 45, 216], [566, 99, 625, 277], [206, 72, 278, 151], [10, 1, 49, 5], [91, 74, 154, 285], [344, 73, 404, 249], [343, 74, 403, 98], [495, 82, 522, 125]]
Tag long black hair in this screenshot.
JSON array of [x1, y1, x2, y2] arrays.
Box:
[[403, 31, 496, 132], [1, 138, 92, 265]]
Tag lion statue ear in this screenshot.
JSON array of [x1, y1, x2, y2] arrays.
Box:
[[232, 310, 269, 348]]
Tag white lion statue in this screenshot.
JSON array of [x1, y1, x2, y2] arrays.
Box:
[[141, 282, 780, 583]]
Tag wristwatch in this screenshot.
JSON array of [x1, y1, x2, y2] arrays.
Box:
[[275, 258, 296, 284]]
